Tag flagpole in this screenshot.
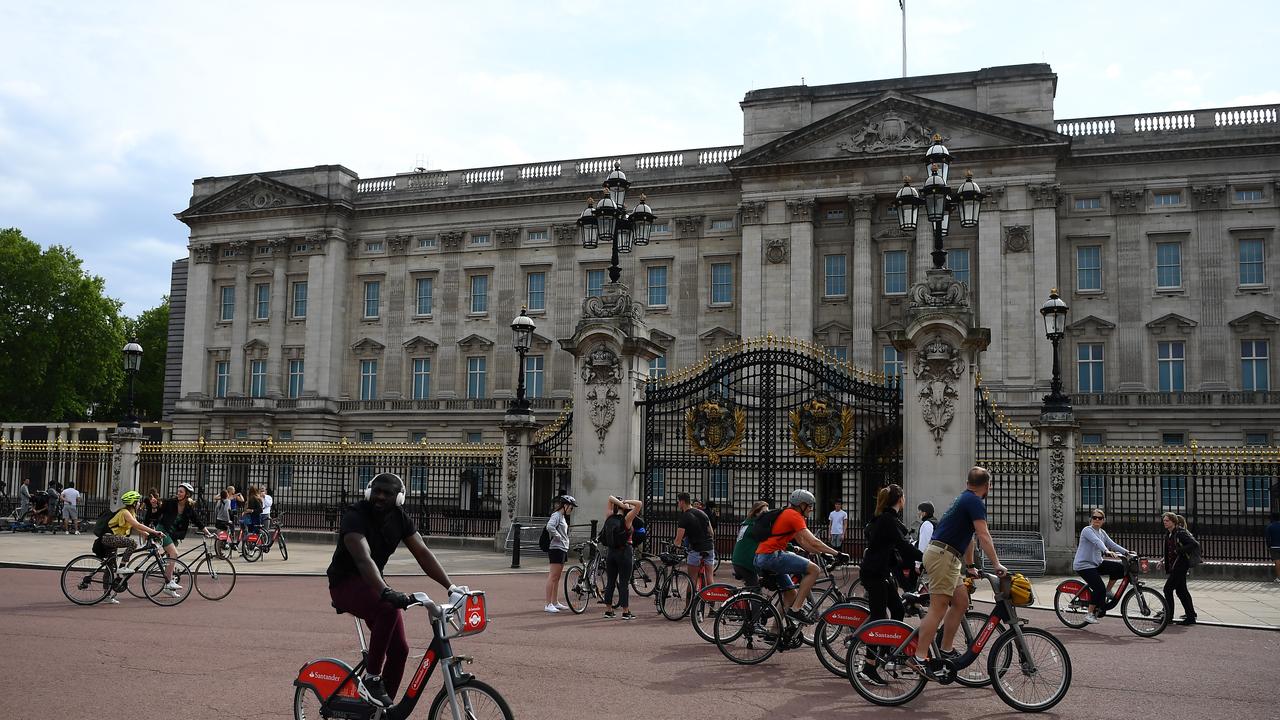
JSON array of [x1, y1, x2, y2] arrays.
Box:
[[900, 0, 907, 77]]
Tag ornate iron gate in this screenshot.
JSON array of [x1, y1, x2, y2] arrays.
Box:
[[530, 404, 573, 516], [974, 378, 1040, 531], [640, 337, 902, 553]]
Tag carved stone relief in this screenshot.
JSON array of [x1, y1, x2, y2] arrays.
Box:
[[191, 245, 212, 263], [1110, 188, 1143, 211], [1028, 183, 1061, 208], [835, 113, 941, 154], [1191, 185, 1225, 207], [233, 190, 287, 211], [739, 201, 766, 225], [674, 216, 705, 237], [505, 438, 520, 520], [785, 198, 815, 223], [582, 283, 645, 320], [440, 231, 464, 249], [1049, 433, 1066, 532], [495, 227, 521, 246], [850, 195, 876, 220], [553, 224, 578, 245], [908, 270, 969, 308], [913, 336, 965, 453], [581, 344, 622, 453], [1003, 225, 1030, 253], [766, 238, 788, 264], [386, 234, 411, 253]]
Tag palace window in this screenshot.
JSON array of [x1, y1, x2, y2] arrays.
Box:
[[649, 355, 667, 379], [647, 266, 668, 307], [287, 360, 304, 399], [1235, 188, 1264, 202], [1074, 197, 1102, 211], [526, 272, 545, 311], [710, 262, 734, 305], [1242, 340, 1269, 391], [291, 281, 307, 318], [1239, 238, 1265, 286], [363, 281, 381, 319], [824, 254, 847, 297], [1077, 343, 1104, 394], [254, 283, 270, 320], [1155, 242, 1181, 289], [1076, 246, 1102, 292], [883, 251, 907, 295], [949, 248, 970, 286], [214, 362, 229, 398], [412, 358, 431, 400], [359, 359, 378, 400], [525, 355, 544, 399], [249, 360, 267, 398], [416, 277, 434, 316], [586, 269, 605, 298], [470, 275, 488, 314], [467, 357, 487, 399], [1153, 191, 1183, 207], [220, 286, 235, 321], [1157, 341, 1185, 392]]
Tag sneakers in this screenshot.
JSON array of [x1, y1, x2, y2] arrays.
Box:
[[73, 530, 80, 535], [621, 612, 636, 621], [907, 656, 944, 682], [361, 674, 394, 708], [164, 580, 183, 591], [1178, 617, 1197, 626], [784, 608, 813, 625], [1084, 613, 1099, 624], [857, 665, 888, 686], [544, 603, 560, 613], [554, 602, 570, 611], [603, 609, 617, 619], [164, 589, 182, 598], [103, 594, 120, 605]]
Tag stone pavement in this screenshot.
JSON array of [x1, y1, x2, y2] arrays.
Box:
[[3, 531, 1277, 628]]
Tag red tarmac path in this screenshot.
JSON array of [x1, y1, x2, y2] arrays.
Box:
[[3, 567, 1277, 719]]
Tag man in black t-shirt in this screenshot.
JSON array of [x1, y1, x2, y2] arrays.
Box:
[[673, 492, 716, 588], [327, 473, 457, 708]]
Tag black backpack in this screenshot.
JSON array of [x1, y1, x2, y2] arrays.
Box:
[[630, 516, 647, 547], [92, 509, 115, 538], [751, 508, 787, 544], [538, 527, 551, 552], [600, 514, 628, 549]]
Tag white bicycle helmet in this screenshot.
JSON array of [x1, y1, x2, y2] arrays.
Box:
[[788, 489, 816, 507]]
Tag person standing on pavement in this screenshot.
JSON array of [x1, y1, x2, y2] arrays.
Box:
[[916, 502, 936, 555], [601, 495, 643, 620], [18, 478, 31, 521], [828, 499, 848, 551], [60, 481, 81, 534], [1267, 512, 1280, 583], [261, 486, 274, 530], [1161, 511, 1199, 626], [674, 493, 716, 588], [544, 495, 576, 613], [327, 472, 457, 708], [913, 467, 1006, 678]]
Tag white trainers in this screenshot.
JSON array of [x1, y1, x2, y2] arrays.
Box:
[[554, 602, 570, 611], [544, 603, 560, 613], [1084, 613, 1099, 624], [164, 580, 183, 591], [104, 594, 120, 605], [165, 588, 182, 598]]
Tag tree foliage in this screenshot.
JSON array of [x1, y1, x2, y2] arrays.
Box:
[[0, 228, 126, 422], [126, 296, 169, 422]]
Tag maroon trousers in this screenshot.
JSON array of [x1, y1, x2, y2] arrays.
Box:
[[329, 575, 410, 695]]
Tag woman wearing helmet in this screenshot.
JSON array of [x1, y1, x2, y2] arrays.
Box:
[[543, 495, 577, 613], [99, 490, 166, 604], [152, 483, 214, 596]]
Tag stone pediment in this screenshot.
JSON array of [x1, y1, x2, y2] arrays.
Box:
[[402, 336, 439, 353], [1146, 313, 1198, 335], [351, 338, 386, 357], [530, 332, 555, 349], [457, 334, 494, 350], [1067, 315, 1117, 337], [1228, 311, 1280, 332], [874, 320, 906, 336], [179, 175, 333, 219], [730, 92, 1067, 171], [814, 321, 852, 344], [698, 326, 740, 348], [649, 329, 676, 349]]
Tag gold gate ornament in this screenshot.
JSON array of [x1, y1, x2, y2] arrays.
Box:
[[686, 400, 746, 465], [789, 397, 854, 467]]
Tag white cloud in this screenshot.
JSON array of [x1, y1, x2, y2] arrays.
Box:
[[1104, 64, 1122, 80]]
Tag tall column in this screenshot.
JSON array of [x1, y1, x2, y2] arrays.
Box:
[[740, 201, 766, 338], [108, 426, 143, 511], [180, 244, 215, 397], [1193, 186, 1228, 390], [1035, 417, 1079, 573], [495, 411, 539, 548], [1112, 189, 1146, 391], [267, 239, 288, 397], [787, 199, 816, 340], [560, 282, 663, 516], [975, 190, 1004, 385], [1031, 186, 1062, 388], [850, 195, 876, 368]]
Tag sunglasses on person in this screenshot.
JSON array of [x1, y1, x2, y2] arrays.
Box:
[[1091, 515, 1105, 521]]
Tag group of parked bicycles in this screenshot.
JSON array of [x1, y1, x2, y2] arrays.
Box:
[[214, 512, 290, 563]]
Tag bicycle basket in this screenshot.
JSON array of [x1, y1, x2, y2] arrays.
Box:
[[444, 591, 488, 639], [1008, 573, 1035, 606]]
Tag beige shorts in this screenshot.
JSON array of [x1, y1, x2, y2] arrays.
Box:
[[922, 545, 963, 597]]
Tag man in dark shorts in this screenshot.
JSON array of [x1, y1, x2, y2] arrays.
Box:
[[673, 492, 715, 587], [913, 466, 1006, 678], [327, 472, 459, 708]]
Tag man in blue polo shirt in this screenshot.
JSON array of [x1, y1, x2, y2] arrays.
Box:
[[913, 466, 1006, 678]]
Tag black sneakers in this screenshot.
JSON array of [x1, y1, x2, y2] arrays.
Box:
[[362, 674, 394, 707], [603, 609, 617, 619], [784, 607, 813, 625], [856, 665, 888, 686]]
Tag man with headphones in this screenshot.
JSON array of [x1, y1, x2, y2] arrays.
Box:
[[327, 472, 459, 708]]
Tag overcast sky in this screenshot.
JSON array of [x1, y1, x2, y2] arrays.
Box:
[[2, 1, 1275, 317]]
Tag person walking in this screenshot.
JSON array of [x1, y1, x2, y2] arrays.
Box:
[[60, 482, 81, 534], [913, 467, 1006, 678], [730, 501, 769, 586], [674, 493, 716, 589], [327, 472, 458, 708], [828, 499, 848, 551], [1267, 512, 1280, 583], [858, 484, 923, 686], [600, 495, 643, 620], [261, 486, 274, 531], [543, 495, 576, 613], [18, 478, 31, 522], [1161, 511, 1199, 625], [1072, 508, 1127, 624]]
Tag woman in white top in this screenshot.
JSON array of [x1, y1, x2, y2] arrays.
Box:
[[915, 502, 936, 555], [543, 495, 577, 613]]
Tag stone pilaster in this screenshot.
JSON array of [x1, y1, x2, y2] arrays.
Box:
[[975, 190, 1004, 386], [1112, 188, 1146, 391], [1193, 185, 1228, 390], [495, 411, 539, 548], [786, 198, 816, 339], [268, 238, 288, 397], [1035, 417, 1079, 574], [109, 426, 144, 511], [181, 244, 214, 398], [850, 195, 876, 368], [740, 201, 766, 338]]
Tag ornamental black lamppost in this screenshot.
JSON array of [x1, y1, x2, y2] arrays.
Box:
[[892, 134, 985, 270], [1039, 289, 1072, 415], [121, 337, 143, 428], [576, 163, 656, 284], [509, 307, 535, 414]]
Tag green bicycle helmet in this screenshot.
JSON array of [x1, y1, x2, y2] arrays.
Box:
[[120, 490, 142, 506]]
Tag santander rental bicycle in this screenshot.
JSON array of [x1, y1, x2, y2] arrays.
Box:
[[294, 587, 511, 720]]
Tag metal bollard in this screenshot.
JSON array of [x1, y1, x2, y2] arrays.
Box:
[[511, 522, 521, 569]]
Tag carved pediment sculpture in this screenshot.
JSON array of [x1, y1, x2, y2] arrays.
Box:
[[913, 336, 965, 453], [581, 344, 622, 453], [836, 113, 943, 155], [582, 283, 644, 320]]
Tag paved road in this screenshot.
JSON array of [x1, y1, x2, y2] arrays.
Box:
[[4, 567, 1277, 720]]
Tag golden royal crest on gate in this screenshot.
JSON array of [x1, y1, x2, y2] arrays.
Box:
[[686, 399, 746, 466], [789, 396, 854, 467]]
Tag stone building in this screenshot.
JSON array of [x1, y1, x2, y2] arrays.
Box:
[[165, 63, 1280, 447]]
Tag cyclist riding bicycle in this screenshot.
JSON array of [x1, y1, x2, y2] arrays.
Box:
[[97, 490, 166, 604], [152, 482, 214, 596], [1072, 507, 1128, 623], [753, 489, 849, 625]]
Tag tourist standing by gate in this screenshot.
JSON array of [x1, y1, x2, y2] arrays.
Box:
[[600, 495, 642, 620], [543, 495, 576, 613], [828, 499, 848, 551]]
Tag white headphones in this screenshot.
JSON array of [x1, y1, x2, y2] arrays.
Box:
[[365, 473, 406, 507]]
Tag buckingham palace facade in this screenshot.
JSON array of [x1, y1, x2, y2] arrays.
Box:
[[164, 63, 1280, 447]]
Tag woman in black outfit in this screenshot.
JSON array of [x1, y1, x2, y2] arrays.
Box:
[[1161, 512, 1199, 625], [857, 484, 923, 686]]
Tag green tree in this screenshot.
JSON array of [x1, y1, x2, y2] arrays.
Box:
[[126, 296, 169, 422], [0, 228, 126, 421]]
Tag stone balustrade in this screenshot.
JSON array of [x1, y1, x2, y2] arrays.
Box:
[[1056, 103, 1277, 138]]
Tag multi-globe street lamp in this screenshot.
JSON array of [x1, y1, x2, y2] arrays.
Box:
[[121, 337, 143, 428], [1039, 289, 1072, 415], [892, 134, 985, 270], [576, 163, 656, 284], [509, 307, 535, 414]]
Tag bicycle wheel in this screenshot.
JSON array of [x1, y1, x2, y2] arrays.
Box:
[[813, 599, 870, 678], [690, 583, 737, 643], [987, 626, 1072, 712], [123, 552, 153, 599], [950, 611, 1006, 688], [630, 556, 660, 597], [427, 678, 513, 720], [242, 539, 262, 563], [1052, 581, 1090, 629], [800, 587, 843, 646], [1121, 586, 1170, 637], [277, 533, 289, 561], [845, 620, 927, 706], [563, 565, 591, 614], [659, 570, 694, 621], [60, 554, 112, 605], [142, 558, 193, 606], [292, 685, 326, 720], [714, 592, 783, 665], [193, 555, 237, 601]]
